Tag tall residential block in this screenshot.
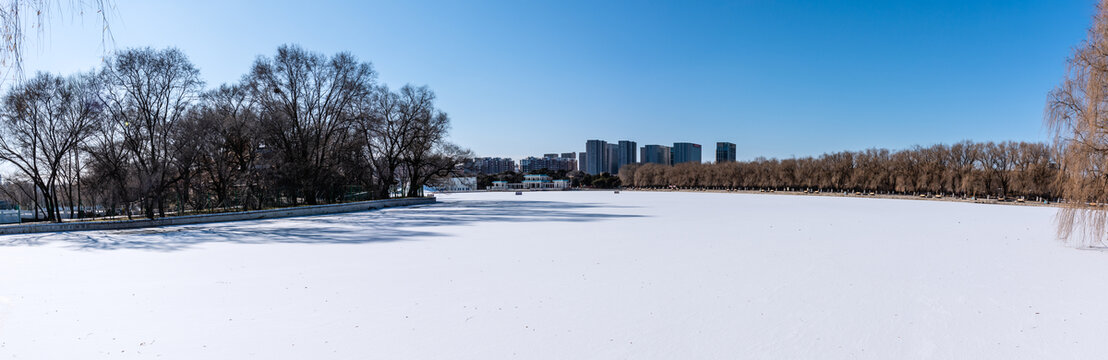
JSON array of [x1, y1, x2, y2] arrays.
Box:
[[585, 140, 608, 175], [606, 143, 619, 174], [716, 142, 737, 163], [642, 145, 672, 165], [578, 152, 588, 172], [673, 142, 702, 164], [617, 140, 637, 169]]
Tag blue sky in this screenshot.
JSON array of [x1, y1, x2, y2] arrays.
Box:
[[21, 0, 1095, 161]]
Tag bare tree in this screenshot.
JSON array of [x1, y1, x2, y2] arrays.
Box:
[[0, 72, 100, 221], [356, 85, 412, 199], [168, 108, 205, 212], [192, 84, 260, 210], [619, 163, 641, 186], [99, 47, 202, 218], [394, 85, 464, 197], [84, 108, 133, 218], [247, 44, 375, 205]]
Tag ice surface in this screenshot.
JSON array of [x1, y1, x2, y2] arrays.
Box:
[[0, 191, 1104, 359]]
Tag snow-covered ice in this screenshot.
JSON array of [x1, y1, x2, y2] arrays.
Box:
[[1, 191, 1106, 359]]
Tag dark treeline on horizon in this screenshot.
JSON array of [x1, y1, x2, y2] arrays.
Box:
[[618, 140, 1059, 200], [0, 45, 470, 222]]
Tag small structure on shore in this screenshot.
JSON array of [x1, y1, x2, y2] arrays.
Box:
[[490, 175, 570, 191]]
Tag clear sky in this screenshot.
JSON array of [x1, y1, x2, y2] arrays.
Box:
[[19, 0, 1095, 161]]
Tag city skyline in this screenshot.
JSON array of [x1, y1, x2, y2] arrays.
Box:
[[487, 139, 718, 171], [14, 0, 1092, 163], [478, 139, 718, 175], [485, 138, 740, 173]]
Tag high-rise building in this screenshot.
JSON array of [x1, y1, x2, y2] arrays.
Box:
[[716, 142, 736, 163], [543, 153, 559, 159], [561, 152, 576, 159], [642, 145, 673, 165], [585, 140, 608, 174], [606, 143, 619, 174], [673, 142, 702, 164], [618, 140, 637, 169], [578, 152, 587, 172]]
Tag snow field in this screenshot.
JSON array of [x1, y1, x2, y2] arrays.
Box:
[[0, 191, 1104, 359]]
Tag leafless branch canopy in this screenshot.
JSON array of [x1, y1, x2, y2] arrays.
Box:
[[1047, 0, 1108, 246], [0, 44, 470, 221]]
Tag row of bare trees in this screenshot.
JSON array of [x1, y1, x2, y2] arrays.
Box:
[[0, 45, 470, 221], [619, 141, 1059, 200]]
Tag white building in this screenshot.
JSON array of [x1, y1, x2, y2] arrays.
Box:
[[489, 175, 570, 191]]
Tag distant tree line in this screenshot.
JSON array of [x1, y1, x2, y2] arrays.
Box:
[[618, 141, 1058, 200], [580, 172, 621, 189], [0, 45, 470, 222]]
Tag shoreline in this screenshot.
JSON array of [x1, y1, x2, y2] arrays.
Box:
[[453, 188, 1061, 208], [0, 197, 436, 235], [619, 188, 1061, 208]]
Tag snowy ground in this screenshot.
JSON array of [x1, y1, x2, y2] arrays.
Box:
[[1, 191, 1106, 359]]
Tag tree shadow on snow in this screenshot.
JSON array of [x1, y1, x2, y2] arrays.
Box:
[[0, 200, 645, 252]]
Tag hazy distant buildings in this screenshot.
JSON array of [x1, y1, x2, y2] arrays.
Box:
[[673, 142, 702, 164], [618, 140, 637, 171], [561, 152, 576, 160], [518, 157, 540, 173], [641, 145, 672, 165], [469, 157, 517, 174], [716, 142, 736, 163], [520, 156, 577, 173], [585, 140, 608, 174]]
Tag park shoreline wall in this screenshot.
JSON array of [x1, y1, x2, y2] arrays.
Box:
[[0, 197, 436, 235]]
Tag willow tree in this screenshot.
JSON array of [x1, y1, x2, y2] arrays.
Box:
[[1047, 0, 1108, 245], [0, 1, 113, 79]]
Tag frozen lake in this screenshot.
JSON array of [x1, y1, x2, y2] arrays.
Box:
[[1, 191, 1106, 359]]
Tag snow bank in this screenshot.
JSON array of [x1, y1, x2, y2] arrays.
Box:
[[0, 191, 1103, 359]]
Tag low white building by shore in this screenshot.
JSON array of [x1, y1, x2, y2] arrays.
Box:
[[490, 175, 570, 190]]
